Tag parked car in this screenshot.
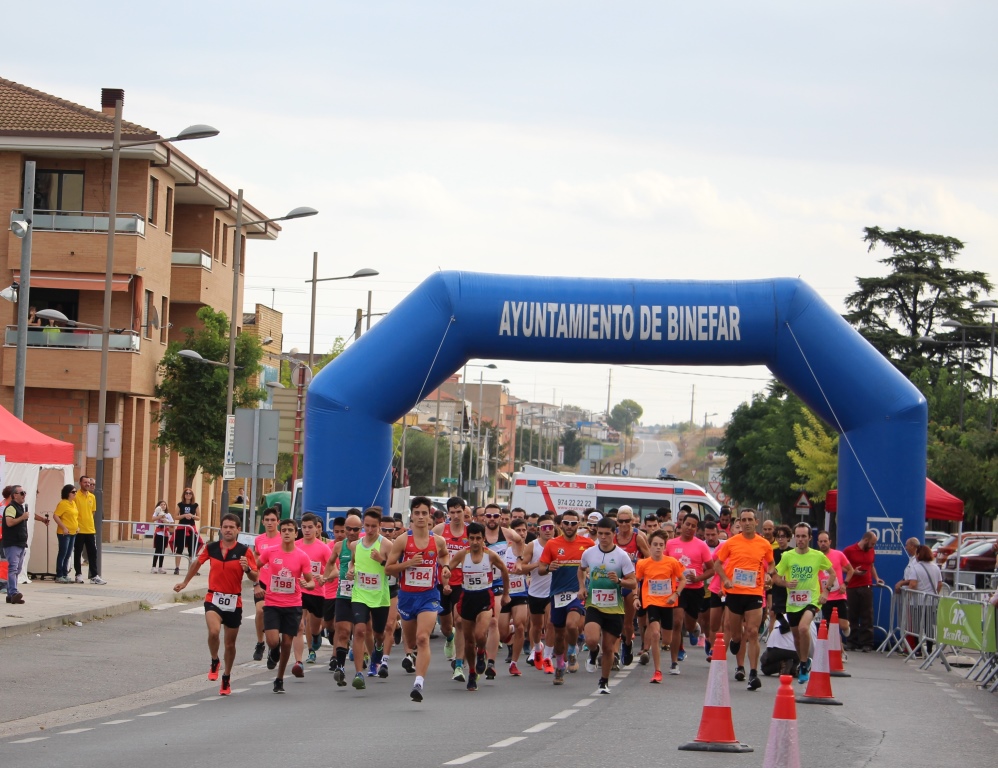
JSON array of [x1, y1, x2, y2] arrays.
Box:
[[944, 538, 998, 572], [935, 532, 998, 565], [924, 531, 948, 552]]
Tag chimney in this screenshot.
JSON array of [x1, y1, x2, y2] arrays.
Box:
[[101, 88, 125, 116]]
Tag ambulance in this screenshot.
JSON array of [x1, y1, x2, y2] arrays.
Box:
[[509, 465, 722, 522]]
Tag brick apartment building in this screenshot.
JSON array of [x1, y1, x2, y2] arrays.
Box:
[[0, 78, 282, 531]]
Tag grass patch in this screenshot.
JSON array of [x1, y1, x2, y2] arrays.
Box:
[[174, 591, 203, 603]]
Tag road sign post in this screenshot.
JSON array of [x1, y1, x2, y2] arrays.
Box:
[[795, 491, 812, 517]]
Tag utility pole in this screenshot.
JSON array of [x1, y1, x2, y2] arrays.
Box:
[[606, 369, 612, 420], [689, 384, 695, 428]]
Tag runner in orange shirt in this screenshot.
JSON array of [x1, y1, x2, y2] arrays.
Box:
[[711, 508, 775, 691], [634, 530, 687, 683]]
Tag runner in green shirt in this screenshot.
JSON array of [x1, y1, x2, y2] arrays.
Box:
[[772, 522, 835, 684]]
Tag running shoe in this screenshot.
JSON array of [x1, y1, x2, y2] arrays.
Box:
[[621, 642, 633, 667], [650, 670, 663, 684], [363, 652, 371, 668], [798, 659, 811, 685], [734, 665, 746, 682], [348, 648, 354, 662], [533, 649, 543, 669], [410, 682, 423, 702], [333, 667, 347, 686], [467, 672, 478, 692], [90, 576, 107, 585], [585, 657, 597, 674], [253, 642, 265, 661], [219, 676, 231, 696], [704, 640, 712, 659], [208, 658, 221, 681], [689, 626, 700, 646], [378, 662, 389, 679], [611, 652, 620, 671], [553, 667, 565, 685], [509, 661, 522, 676], [748, 672, 762, 691], [453, 664, 467, 683], [677, 648, 687, 662], [328, 656, 339, 672], [292, 661, 304, 678], [402, 653, 416, 673], [597, 678, 610, 694], [368, 659, 378, 677], [485, 661, 496, 680], [669, 662, 680, 675], [393, 625, 402, 646], [75, 574, 84, 583], [567, 651, 579, 673], [505, 644, 513, 664], [444, 634, 456, 659], [273, 678, 285, 694], [352, 672, 366, 690], [639, 649, 650, 666], [475, 651, 487, 675], [267, 646, 279, 670], [542, 658, 555, 675], [306, 650, 316, 665]]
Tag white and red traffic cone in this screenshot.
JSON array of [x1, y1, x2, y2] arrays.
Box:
[[763, 674, 801, 768], [678, 633, 753, 753], [827, 607, 851, 677], [797, 619, 842, 705]]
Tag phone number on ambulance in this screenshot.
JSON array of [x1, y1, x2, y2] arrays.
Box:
[[556, 499, 592, 509]]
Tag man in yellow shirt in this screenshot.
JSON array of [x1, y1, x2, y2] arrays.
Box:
[[73, 476, 106, 585]]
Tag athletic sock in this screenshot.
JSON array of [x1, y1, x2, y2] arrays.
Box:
[[543, 646, 554, 660], [312, 634, 321, 647], [381, 655, 390, 663], [414, 675, 424, 687], [336, 646, 348, 668], [750, 668, 758, 677], [556, 653, 566, 670], [589, 648, 599, 664], [446, 631, 455, 642]]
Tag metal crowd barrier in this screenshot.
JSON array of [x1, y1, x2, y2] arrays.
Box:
[[101, 519, 197, 569], [881, 586, 938, 662]]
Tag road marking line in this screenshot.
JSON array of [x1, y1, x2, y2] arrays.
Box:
[[150, 603, 180, 610], [550, 709, 577, 719], [608, 679, 623, 686], [972, 714, 990, 720], [444, 752, 493, 765], [230, 688, 249, 694], [573, 699, 595, 707], [102, 720, 133, 725], [489, 737, 527, 748], [179, 607, 205, 615], [250, 681, 271, 686], [60, 728, 93, 734], [10, 737, 48, 743], [983, 721, 998, 727], [523, 722, 556, 733], [138, 711, 166, 717], [171, 703, 198, 709]]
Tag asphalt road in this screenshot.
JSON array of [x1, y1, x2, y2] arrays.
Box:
[[629, 438, 678, 478], [4, 596, 996, 767]]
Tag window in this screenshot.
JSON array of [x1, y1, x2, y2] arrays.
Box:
[[34, 169, 84, 212], [143, 290, 153, 339], [239, 234, 246, 274], [148, 177, 159, 225], [213, 219, 221, 261], [160, 296, 169, 344], [221, 224, 228, 266], [165, 187, 173, 233]]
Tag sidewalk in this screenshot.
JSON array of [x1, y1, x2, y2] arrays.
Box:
[[1, 546, 207, 639]]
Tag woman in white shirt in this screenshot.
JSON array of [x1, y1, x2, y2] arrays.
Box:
[[151, 501, 174, 574], [902, 545, 942, 594]]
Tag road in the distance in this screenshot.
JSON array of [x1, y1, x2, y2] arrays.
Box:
[[628, 437, 678, 478]]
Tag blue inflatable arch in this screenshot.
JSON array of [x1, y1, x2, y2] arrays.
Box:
[[305, 272, 927, 595]]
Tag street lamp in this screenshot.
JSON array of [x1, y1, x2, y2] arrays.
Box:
[[93, 93, 219, 574], [219, 197, 318, 516], [304, 259, 378, 367], [11, 160, 35, 420], [177, 349, 236, 368], [474, 377, 510, 503], [972, 300, 997, 431], [942, 319, 968, 430], [458, 362, 496, 494]]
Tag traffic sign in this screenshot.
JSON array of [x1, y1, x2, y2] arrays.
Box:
[[795, 491, 812, 516], [291, 364, 313, 388], [440, 477, 457, 485]]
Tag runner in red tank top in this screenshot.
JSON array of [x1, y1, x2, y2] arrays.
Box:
[[433, 497, 471, 681], [611, 506, 650, 668]]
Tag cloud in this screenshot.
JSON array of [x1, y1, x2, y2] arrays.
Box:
[[320, 173, 463, 219]]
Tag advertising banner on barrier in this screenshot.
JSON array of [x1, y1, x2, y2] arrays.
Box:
[[936, 597, 997, 652]]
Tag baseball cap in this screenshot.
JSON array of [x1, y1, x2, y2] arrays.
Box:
[[587, 512, 602, 523]]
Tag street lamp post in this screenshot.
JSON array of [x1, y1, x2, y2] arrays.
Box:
[[12, 161, 35, 420], [972, 300, 998, 431], [304, 258, 378, 367], [941, 320, 968, 430]]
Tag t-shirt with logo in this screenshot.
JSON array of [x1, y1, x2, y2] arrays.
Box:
[[255, 532, 282, 590], [257, 547, 312, 608], [843, 543, 876, 588], [580, 544, 634, 615], [635, 555, 685, 608], [295, 538, 332, 594], [666, 536, 713, 583], [819, 548, 849, 601], [714, 534, 775, 596], [540, 535, 595, 598], [775, 548, 833, 612], [200, 542, 257, 609]]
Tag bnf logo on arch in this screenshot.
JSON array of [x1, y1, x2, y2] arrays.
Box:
[[866, 517, 904, 555]]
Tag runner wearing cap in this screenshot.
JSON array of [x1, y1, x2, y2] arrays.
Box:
[[613, 504, 649, 668], [518, 514, 555, 672]]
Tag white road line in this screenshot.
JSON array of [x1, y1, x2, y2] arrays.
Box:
[[608, 679, 623, 686], [250, 681, 272, 686], [60, 728, 93, 734], [10, 737, 48, 743], [138, 711, 166, 717], [102, 720, 133, 725], [171, 703, 198, 709], [489, 737, 527, 748], [573, 699, 595, 707], [972, 714, 991, 720], [230, 688, 249, 694], [523, 722, 556, 733], [983, 721, 998, 727], [179, 607, 205, 615], [550, 709, 577, 719], [150, 603, 180, 610], [443, 752, 493, 765]]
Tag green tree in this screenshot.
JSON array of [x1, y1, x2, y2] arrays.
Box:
[[608, 399, 643, 434], [787, 408, 838, 502], [278, 337, 346, 387], [561, 428, 588, 467], [155, 307, 265, 482]]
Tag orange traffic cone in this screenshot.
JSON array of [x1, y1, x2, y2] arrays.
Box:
[[678, 633, 753, 753], [797, 619, 842, 705], [763, 675, 801, 768], [827, 607, 851, 678]]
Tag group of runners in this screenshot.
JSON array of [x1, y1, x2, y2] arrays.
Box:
[[176, 496, 850, 702]]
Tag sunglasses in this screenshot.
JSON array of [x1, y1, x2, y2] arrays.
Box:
[[561, 521, 579, 526], [345, 526, 362, 532], [618, 518, 633, 523], [380, 527, 395, 533], [539, 525, 555, 531], [484, 513, 501, 519], [14, 491, 26, 496]]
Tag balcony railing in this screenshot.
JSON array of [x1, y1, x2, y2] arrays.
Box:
[[4, 326, 140, 351], [171, 250, 212, 270], [10, 209, 146, 235]]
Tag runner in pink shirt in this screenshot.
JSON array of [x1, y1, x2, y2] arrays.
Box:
[[252, 509, 283, 661], [665, 512, 715, 671], [257, 518, 316, 693], [817, 530, 854, 637], [294, 513, 332, 672]]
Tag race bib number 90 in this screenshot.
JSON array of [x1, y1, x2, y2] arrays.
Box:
[[211, 592, 238, 612], [507, 575, 526, 593]]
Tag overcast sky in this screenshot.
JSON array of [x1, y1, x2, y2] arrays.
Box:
[[6, 1, 997, 425]]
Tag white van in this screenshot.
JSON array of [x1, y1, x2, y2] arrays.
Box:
[[510, 466, 721, 522]]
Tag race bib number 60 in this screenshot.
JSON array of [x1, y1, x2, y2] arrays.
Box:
[[211, 592, 238, 612]]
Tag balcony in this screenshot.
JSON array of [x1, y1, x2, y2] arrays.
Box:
[[171, 250, 211, 270], [4, 326, 140, 352], [11, 209, 145, 236]]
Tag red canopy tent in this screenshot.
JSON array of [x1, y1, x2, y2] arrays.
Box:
[[0, 405, 74, 464], [825, 478, 964, 522]]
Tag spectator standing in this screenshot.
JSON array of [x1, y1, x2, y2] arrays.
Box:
[[151, 500, 174, 574], [843, 531, 883, 651], [2, 485, 30, 603], [174, 488, 199, 575], [52, 484, 79, 583], [74, 475, 105, 584], [901, 545, 942, 594]]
